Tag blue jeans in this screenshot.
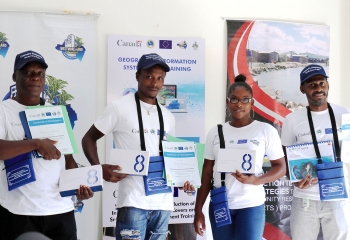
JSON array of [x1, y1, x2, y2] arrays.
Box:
[[115, 207, 170, 240], [209, 202, 265, 240]]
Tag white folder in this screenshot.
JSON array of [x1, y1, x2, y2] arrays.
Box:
[[59, 165, 103, 197], [217, 149, 256, 174], [109, 149, 150, 176]]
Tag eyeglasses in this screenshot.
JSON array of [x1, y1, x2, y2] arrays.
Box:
[[227, 97, 252, 104]]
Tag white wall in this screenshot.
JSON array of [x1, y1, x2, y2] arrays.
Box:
[[1, 0, 349, 239]]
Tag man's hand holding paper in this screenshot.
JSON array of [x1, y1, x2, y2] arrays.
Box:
[[102, 164, 128, 183], [76, 185, 94, 200], [293, 174, 318, 189], [36, 138, 61, 160]]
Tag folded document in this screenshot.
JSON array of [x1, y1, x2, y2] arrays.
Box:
[[59, 165, 103, 197]]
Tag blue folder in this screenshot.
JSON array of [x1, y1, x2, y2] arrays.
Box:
[[19, 111, 41, 158], [4, 152, 36, 191], [143, 156, 172, 195], [210, 186, 232, 227]]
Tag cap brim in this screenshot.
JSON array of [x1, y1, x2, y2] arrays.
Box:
[[141, 62, 170, 72], [301, 73, 328, 84], [15, 60, 48, 72]]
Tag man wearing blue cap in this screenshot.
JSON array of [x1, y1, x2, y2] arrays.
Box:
[[281, 64, 350, 239], [83, 53, 193, 240], [0, 50, 93, 240]]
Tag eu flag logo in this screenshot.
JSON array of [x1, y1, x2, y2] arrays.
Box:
[[159, 40, 172, 49]]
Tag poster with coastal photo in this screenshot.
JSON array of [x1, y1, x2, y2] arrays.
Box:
[[226, 20, 329, 128], [226, 20, 329, 240]]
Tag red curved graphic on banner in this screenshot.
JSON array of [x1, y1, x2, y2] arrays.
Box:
[[263, 223, 291, 240], [227, 21, 252, 84], [227, 21, 291, 125]]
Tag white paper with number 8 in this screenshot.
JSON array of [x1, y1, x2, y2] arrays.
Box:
[[217, 149, 256, 174], [59, 165, 103, 197], [109, 149, 150, 176]]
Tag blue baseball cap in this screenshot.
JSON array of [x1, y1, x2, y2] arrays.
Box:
[[300, 64, 328, 84], [14, 50, 48, 73], [137, 53, 170, 72]]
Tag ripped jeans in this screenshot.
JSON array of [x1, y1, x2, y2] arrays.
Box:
[[115, 207, 170, 240]]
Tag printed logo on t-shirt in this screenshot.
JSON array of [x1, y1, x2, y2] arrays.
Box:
[[237, 139, 247, 144], [250, 140, 260, 146], [297, 131, 311, 138], [325, 128, 332, 134], [229, 140, 234, 144], [157, 130, 167, 136], [325, 128, 342, 134], [213, 135, 220, 145], [11, 122, 22, 127], [317, 129, 322, 135], [131, 129, 149, 134], [150, 129, 156, 135]]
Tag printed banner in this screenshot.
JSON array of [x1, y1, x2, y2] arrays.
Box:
[[103, 35, 205, 240], [0, 12, 98, 240], [227, 20, 330, 239]]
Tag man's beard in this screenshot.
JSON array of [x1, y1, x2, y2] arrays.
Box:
[[309, 96, 328, 106]]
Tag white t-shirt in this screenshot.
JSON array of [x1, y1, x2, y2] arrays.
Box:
[[94, 93, 175, 210], [205, 121, 284, 209], [281, 103, 350, 200], [0, 99, 73, 215]]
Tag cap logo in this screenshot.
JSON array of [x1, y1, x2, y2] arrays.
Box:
[[302, 66, 322, 74], [137, 53, 170, 72], [20, 52, 43, 60], [145, 54, 165, 62]]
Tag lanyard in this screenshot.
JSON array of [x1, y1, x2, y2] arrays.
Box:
[[134, 92, 164, 156], [217, 124, 226, 187], [306, 103, 341, 163]]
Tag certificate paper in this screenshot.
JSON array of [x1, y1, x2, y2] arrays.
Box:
[[342, 113, 350, 140], [162, 141, 201, 188], [285, 141, 335, 182], [341, 114, 350, 163], [341, 141, 350, 163], [24, 105, 78, 155]]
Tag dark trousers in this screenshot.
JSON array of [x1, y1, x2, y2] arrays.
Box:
[[0, 205, 77, 240]]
